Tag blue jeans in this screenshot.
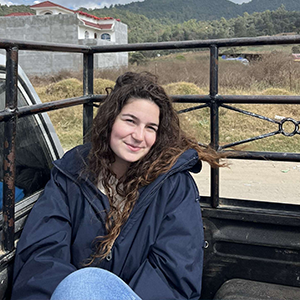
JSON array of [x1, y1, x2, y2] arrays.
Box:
[[51, 267, 142, 300]]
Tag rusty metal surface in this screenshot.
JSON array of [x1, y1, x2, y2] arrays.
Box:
[[2, 47, 18, 251]]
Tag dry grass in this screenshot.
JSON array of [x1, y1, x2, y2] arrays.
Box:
[[32, 50, 300, 152], [36, 78, 115, 149]]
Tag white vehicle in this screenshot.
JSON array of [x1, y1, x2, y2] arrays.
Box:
[[0, 54, 63, 209], [221, 54, 249, 65]]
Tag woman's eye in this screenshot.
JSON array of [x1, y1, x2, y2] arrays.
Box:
[[148, 126, 157, 132], [126, 119, 134, 123]]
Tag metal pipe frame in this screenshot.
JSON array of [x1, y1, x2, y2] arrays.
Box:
[[209, 45, 220, 208], [0, 35, 300, 251], [83, 53, 94, 144], [2, 47, 18, 251]]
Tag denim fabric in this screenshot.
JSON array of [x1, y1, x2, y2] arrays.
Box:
[[50, 267, 142, 300]]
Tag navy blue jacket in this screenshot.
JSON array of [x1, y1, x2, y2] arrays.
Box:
[[12, 144, 204, 300]]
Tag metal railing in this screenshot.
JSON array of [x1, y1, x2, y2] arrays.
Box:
[[1, 35, 300, 252]]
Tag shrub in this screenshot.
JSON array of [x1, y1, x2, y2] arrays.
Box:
[[163, 82, 204, 95]]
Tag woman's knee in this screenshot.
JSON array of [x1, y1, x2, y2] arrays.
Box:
[[51, 267, 141, 300]]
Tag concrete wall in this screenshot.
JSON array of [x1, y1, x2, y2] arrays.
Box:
[[0, 14, 79, 43], [0, 14, 128, 76], [79, 38, 128, 70], [114, 21, 128, 45]]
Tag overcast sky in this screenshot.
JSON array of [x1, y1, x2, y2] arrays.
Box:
[[0, 0, 252, 10]]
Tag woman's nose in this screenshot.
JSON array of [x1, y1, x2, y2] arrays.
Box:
[[132, 126, 144, 141]]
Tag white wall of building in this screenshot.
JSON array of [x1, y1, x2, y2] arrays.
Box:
[[77, 22, 115, 42]]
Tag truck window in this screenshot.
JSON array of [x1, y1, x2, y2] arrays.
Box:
[[0, 76, 54, 208]]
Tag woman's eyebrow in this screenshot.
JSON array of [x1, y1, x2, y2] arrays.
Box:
[[122, 113, 159, 127], [122, 113, 138, 120]]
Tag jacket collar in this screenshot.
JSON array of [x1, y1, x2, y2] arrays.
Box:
[[53, 143, 202, 183]]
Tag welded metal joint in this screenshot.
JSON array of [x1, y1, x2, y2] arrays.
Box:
[[278, 118, 300, 137]]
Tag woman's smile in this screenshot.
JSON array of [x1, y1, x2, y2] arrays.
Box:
[[124, 142, 143, 152]]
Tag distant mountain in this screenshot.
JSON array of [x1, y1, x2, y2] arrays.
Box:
[[1, 0, 300, 45], [1, 0, 300, 24], [241, 0, 300, 15], [112, 0, 240, 23], [107, 0, 300, 23]]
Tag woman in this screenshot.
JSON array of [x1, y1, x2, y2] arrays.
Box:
[[12, 72, 222, 300]]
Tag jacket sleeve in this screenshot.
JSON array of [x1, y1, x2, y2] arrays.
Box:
[[11, 169, 77, 300], [129, 172, 204, 300]]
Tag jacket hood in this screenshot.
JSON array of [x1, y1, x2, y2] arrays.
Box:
[[53, 143, 202, 181]]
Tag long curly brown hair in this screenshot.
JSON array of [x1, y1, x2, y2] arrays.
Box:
[[88, 72, 223, 263]]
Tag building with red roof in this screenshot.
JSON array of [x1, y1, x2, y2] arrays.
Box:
[[29, 1, 123, 42], [0, 1, 128, 75]]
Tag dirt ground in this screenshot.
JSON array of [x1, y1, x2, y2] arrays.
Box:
[[192, 159, 300, 205]]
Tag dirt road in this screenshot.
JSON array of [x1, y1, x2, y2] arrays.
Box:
[[192, 159, 300, 205]]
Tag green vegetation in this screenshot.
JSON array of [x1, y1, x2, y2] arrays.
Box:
[[92, 0, 300, 24], [0, 5, 34, 16], [79, 6, 300, 44], [2, 2, 300, 44]]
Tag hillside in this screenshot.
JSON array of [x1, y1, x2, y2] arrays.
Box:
[[1, 0, 300, 44], [1, 0, 300, 23], [242, 0, 300, 15], [81, 4, 300, 44], [102, 0, 300, 23], [0, 5, 34, 16], [111, 0, 239, 23]]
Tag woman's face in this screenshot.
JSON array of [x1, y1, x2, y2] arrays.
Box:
[[110, 98, 160, 177]]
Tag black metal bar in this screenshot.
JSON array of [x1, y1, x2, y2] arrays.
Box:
[[221, 130, 279, 149], [225, 150, 300, 161], [217, 95, 300, 104], [2, 35, 300, 54], [209, 45, 219, 208], [177, 104, 209, 114], [89, 35, 300, 53], [3, 93, 298, 122], [221, 104, 280, 124], [83, 53, 94, 144], [0, 95, 104, 122], [0, 39, 90, 53], [2, 47, 18, 251], [171, 95, 211, 103], [2, 93, 299, 122]]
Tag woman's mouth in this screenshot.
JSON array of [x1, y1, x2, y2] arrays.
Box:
[[125, 143, 142, 152]]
